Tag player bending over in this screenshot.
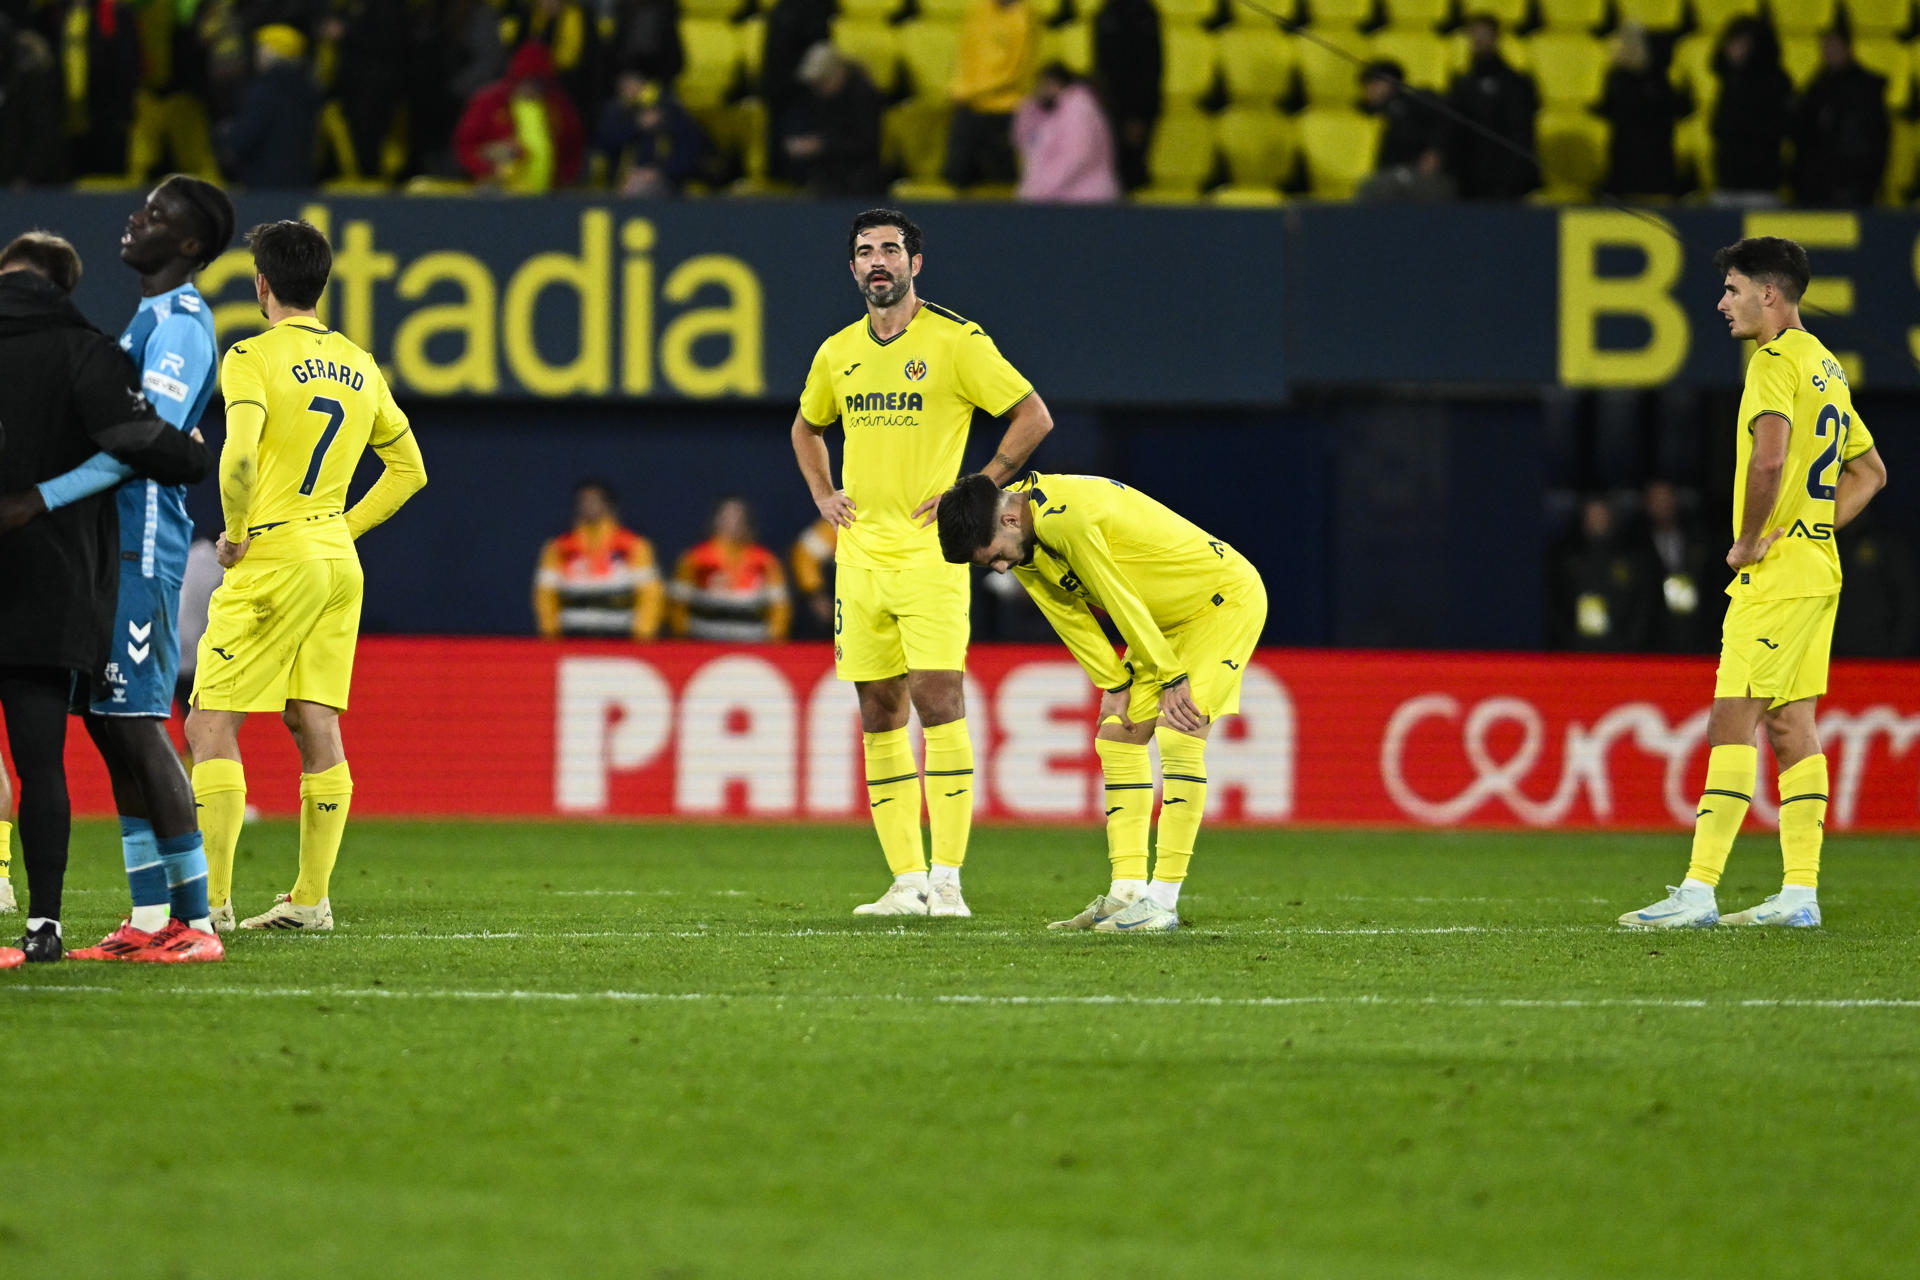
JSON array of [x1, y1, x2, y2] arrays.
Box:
[[937, 473, 1267, 933], [1621, 237, 1886, 930], [185, 220, 427, 931]]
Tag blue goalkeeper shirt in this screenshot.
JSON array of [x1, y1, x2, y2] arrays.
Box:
[[37, 283, 216, 585]]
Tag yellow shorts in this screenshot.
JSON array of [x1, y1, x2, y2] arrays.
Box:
[[192, 556, 364, 713], [833, 561, 970, 681], [1713, 593, 1837, 709], [1125, 571, 1268, 725]]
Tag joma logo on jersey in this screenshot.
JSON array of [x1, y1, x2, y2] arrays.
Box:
[[845, 391, 924, 412], [903, 359, 927, 381], [289, 357, 367, 391], [1787, 519, 1835, 541]]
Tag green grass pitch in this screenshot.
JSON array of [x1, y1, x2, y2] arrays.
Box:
[[3, 820, 1917, 1278]]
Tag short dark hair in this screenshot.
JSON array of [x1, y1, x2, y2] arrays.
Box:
[[936, 474, 1002, 564], [159, 175, 236, 270], [247, 219, 331, 309], [848, 208, 922, 261], [1713, 236, 1811, 303], [1360, 59, 1405, 86], [575, 478, 618, 506], [0, 230, 82, 294]]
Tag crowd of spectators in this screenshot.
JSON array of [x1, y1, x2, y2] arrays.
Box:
[[0, 0, 1913, 205]]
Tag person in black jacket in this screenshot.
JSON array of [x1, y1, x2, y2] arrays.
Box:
[[1709, 17, 1792, 202], [781, 44, 885, 197], [218, 24, 323, 188], [1548, 497, 1657, 652], [1599, 24, 1686, 198], [1445, 15, 1540, 200], [1791, 28, 1890, 206], [761, 0, 834, 185], [1093, 0, 1162, 193], [1357, 60, 1455, 202], [0, 233, 211, 964]]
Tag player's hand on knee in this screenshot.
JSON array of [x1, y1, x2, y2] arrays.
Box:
[[1098, 687, 1135, 730], [1159, 681, 1206, 735]]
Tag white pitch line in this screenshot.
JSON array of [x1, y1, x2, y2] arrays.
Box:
[[5, 986, 1918, 1010], [269, 924, 1593, 942]]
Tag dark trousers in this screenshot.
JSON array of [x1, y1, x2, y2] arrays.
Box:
[[943, 108, 1016, 188], [0, 666, 72, 921]]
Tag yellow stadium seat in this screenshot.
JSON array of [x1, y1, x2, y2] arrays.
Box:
[[1381, 0, 1455, 29], [832, 19, 900, 93], [1296, 33, 1368, 105], [736, 17, 764, 82], [1296, 107, 1382, 196], [1159, 0, 1224, 27], [918, 0, 973, 19], [884, 102, 951, 181], [1535, 108, 1606, 198], [1525, 33, 1606, 107], [1142, 109, 1218, 196], [1535, 0, 1606, 29], [1689, 0, 1761, 33], [679, 18, 741, 109], [1368, 29, 1449, 88], [1669, 34, 1715, 105], [1304, 0, 1375, 27], [837, 0, 902, 18], [1847, 0, 1911, 37], [680, 0, 743, 17], [1456, 0, 1529, 27], [1854, 37, 1911, 110], [1675, 112, 1713, 189], [898, 20, 959, 101], [1039, 20, 1094, 76], [1217, 26, 1295, 104], [1613, 0, 1685, 29], [1770, 0, 1837, 33], [1445, 29, 1529, 77], [1886, 118, 1919, 199], [1216, 106, 1297, 186], [1211, 185, 1286, 204], [1163, 27, 1221, 106], [1780, 36, 1819, 88]]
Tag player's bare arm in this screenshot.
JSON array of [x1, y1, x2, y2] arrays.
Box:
[[910, 393, 1053, 526], [1728, 410, 1789, 569], [791, 409, 855, 528], [1833, 445, 1887, 530]]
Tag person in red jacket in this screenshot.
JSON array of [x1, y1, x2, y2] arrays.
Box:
[[453, 42, 583, 191]]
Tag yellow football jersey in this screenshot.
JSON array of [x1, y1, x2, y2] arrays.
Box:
[[799, 301, 1033, 571], [1007, 473, 1259, 694], [218, 317, 414, 566], [1730, 328, 1876, 601]]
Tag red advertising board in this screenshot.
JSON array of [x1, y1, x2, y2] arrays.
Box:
[[19, 640, 1920, 829]]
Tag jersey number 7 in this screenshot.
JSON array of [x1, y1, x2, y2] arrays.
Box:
[[301, 396, 345, 496]]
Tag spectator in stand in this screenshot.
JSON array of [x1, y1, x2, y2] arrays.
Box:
[[499, 0, 597, 112], [788, 517, 838, 639], [945, 0, 1037, 189], [455, 42, 585, 192], [605, 0, 686, 85], [761, 0, 834, 184], [218, 24, 322, 188], [670, 497, 790, 643], [781, 43, 885, 197], [1356, 60, 1453, 202], [1834, 505, 1920, 657], [598, 71, 705, 196], [321, 0, 411, 182], [1599, 24, 1686, 199], [1709, 17, 1791, 205], [1640, 480, 1719, 653], [0, 16, 64, 185], [1791, 27, 1890, 207], [533, 480, 665, 640], [1013, 62, 1119, 202], [1549, 497, 1656, 652], [1092, 0, 1161, 193], [1444, 15, 1539, 201], [412, 0, 507, 177]]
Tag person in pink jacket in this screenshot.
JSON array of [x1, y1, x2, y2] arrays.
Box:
[[1012, 63, 1121, 203]]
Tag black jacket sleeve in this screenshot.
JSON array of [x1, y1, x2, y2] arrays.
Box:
[[71, 336, 212, 485]]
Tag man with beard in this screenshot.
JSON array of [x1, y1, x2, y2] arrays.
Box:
[[0, 231, 212, 966], [0, 176, 233, 962], [935, 472, 1267, 934], [789, 208, 1052, 918]]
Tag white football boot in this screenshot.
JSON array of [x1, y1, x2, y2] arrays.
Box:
[[241, 893, 334, 931], [1047, 893, 1133, 931], [853, 879, 930, 917], [208, 902, 236, 934], [1721, 892, 1822, 928], [1618, 884, 1718, 929], [0, 879, 15, 914], [927, 879, 971, 918], [1093, 896, 1180, 934]]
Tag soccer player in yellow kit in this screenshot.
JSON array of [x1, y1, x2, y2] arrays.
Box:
[[1622, 237, 1886, 930], [185, 221, 427, 930], [936, 472, 1268, 933], [792, 209, 1054, 918]]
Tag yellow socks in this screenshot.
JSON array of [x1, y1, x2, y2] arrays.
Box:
[[1095, 737, 1152, 883], [1685, 744, 1757, 887], [863, 728, 925, 876], [1153, 727, 1208, 888], [292, 762, 353, 906], [0, 819, 11, 883], [1777, 753, 1828, 889], [922, 719, 973, 870], [192, 758, 247, 909]]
